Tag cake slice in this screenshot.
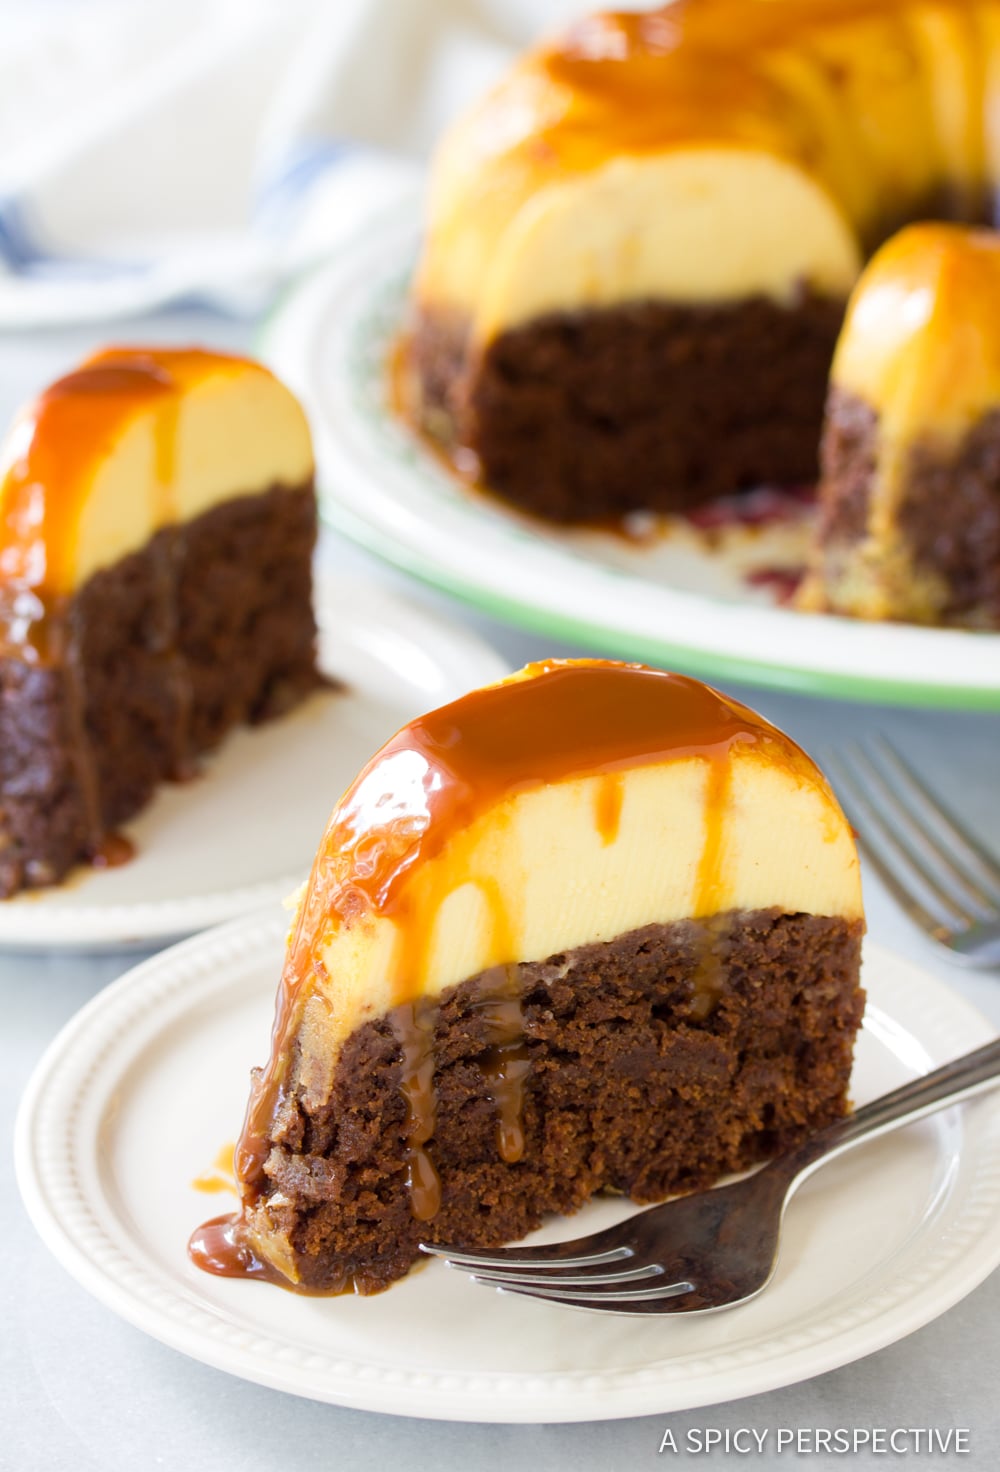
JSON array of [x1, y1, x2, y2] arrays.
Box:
[[191, 660, 865, 1295], [800, 223, 1000, 627], [0, 346, 322, 897]]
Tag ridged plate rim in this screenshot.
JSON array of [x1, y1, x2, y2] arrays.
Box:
[[14, 917, 1000, 1422]]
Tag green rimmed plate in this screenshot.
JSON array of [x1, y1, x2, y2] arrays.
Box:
[[261, 209, 1000, 710]]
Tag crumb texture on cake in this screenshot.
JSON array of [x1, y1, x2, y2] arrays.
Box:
[[413, 292, 845, 519], [245, 912, 864, 1295]]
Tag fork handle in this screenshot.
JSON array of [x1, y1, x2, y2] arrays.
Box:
[[783, 1035, 1000, 1191]]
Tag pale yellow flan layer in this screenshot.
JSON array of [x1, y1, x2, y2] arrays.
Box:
[[0, 347, 313, 597]]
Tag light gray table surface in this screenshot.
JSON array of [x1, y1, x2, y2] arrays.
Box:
[[2, 315, 998, 1472]]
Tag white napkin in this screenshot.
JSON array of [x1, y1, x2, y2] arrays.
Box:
[[0, 0, 600, 328]]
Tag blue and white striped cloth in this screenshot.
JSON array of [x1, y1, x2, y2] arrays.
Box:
[[0, 0, 598, 328]]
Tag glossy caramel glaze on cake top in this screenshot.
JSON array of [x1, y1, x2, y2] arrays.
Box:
[[414, 0, 998, 339], [830, 223, 1000, 444]]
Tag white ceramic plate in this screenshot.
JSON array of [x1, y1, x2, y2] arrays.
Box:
[[0, 576, 506, 951], [15, 916, 1000, 1422], [261, 209, 1000, 711]]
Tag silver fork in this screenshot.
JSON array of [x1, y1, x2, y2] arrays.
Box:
[[420, 1037, 1000, 1314], [825, 735, 1000, 967]]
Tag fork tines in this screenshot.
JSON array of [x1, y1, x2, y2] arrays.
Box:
[[419, 1242, 700, 1310], [825, 735, 1000, 964]]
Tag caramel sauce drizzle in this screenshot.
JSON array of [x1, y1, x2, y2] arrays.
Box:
[[380, 969, 532, 1230], [472, 971, 532, 1165], [435, 1, 977, 249], [0, 358, 171, 890], [0, 346, 242, 656], [549, 1, 956, 112], [687, 758, 735, 1021], [203, 661, 817, 1286], [692, 755, 731, 919], [1, 358, 171, 649], [594, 771, 625, 846], [285, 660, 780, 939], [391, 999, 443, 1223]]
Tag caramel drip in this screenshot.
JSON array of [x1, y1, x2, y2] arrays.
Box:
[[594, 771, 625, 845], [196, 970, 536, 1275], [692, 755, 731, 918], [687, 913, 732, 1022], [291, 663, 782, 931], [473, 970, 532, 1163], [234, 662, 808, 1206], [390, 999, 442, 1222], [0, 360, 173, 626], [433, 0, 977, 243], [235, 969, 313, 1191], [688, 756, 734, 1019], [490, 1048, 531, 1163], [0, 345, 245, 656], [398, 870, 517, 1020], [388, 969, 532, 1223], [188, 1215, 282, 1283], [187, 1214, 386, 1296], [470, 873, 517, 986]]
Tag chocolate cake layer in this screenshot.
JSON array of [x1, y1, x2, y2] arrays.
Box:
[[411, 293, 847, 522], [0, 482, 321, 897], [815, 389, 1000, 627], [250, 909, 864, 1294], [903, 415, 1000, 626]]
